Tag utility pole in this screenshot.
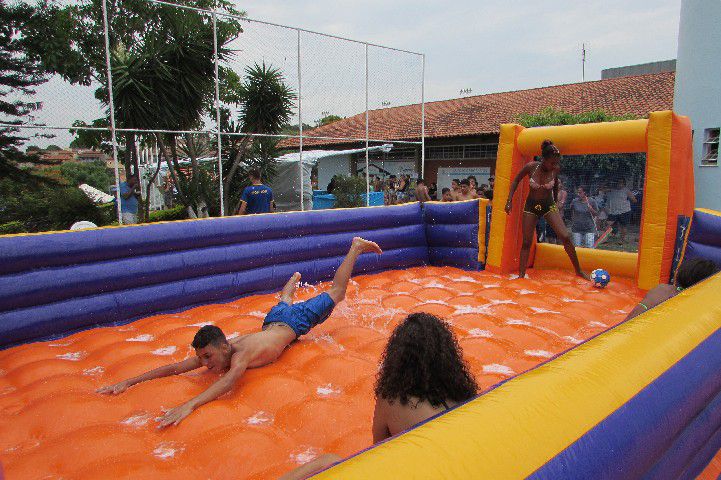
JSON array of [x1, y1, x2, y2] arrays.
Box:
[[582, 43, 586, 82]]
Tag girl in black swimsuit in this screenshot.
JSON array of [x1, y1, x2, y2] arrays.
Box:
[[505, 139, 587, 280]]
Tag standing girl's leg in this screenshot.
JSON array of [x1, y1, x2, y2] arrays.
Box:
[[545, 211, 588, 279], [519, 213, 539, 279]]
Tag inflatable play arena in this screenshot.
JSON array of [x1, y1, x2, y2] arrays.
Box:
[[1, 111, 721, 479]]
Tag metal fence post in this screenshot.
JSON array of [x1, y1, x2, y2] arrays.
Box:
[[365, 43, 370, 206], [421, 53, 426, 180], [102, 0, 123, 224], [297, 29, 304, 211], [212, 12, 225, 216]]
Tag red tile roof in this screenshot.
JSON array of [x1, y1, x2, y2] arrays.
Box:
[[282, 72, 674, 148]]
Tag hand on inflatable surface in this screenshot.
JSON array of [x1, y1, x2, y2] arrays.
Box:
[[156, 403, 193, 428], [96, 380, 130, 395]]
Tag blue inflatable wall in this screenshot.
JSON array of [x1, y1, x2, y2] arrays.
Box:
[[681, 209, 721, 267], [0, 201, 481, 348]]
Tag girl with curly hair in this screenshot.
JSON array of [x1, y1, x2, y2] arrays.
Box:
[[373, 312, 479, 441], [280, 313, 478, 479]]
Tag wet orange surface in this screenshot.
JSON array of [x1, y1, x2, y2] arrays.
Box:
[[0, 266, 643, 479], [697, 449, 721, 480]]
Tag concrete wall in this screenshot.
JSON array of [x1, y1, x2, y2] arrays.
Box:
[[674, 0, 721, 210]]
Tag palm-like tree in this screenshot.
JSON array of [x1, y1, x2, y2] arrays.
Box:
[[221, 63, 295, 215]]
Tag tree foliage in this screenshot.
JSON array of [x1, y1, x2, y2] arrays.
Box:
[[0, 1, 52, 180], [332, 175, 367, 208], [315, 114, 344, 128], [221, 63, 295, 214], [516, 107, 645, 189]]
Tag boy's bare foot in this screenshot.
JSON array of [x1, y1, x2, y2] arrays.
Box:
[[281, 272, 301, 303], [351, 237, 383, 255]]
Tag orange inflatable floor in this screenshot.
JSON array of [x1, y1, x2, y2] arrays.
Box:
[[698, 449, 721, 480], [0, 266, 643, 479]]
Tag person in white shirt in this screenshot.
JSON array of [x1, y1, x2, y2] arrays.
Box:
[[605, 178, 637, 245]]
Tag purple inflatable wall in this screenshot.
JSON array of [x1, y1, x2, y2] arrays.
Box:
[[0, 201, 481, 348]]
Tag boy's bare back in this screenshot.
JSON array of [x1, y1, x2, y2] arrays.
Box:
[[229, 324, 297, 369]]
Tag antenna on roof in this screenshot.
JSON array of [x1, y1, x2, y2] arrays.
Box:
[[582, 43, 586, 82]]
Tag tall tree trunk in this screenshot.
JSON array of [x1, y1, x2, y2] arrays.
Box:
[[222, 134, 252, 215], [143, 134, 165, 222]]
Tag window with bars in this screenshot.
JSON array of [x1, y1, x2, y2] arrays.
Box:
[[425, 144, 498, 160], [702, 128, 719, 166]]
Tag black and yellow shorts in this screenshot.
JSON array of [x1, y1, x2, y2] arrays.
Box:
[[524, 196, 558, 218]]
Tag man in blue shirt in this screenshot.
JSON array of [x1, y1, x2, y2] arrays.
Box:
[[113, 174, 140, 224], [237, 169, 274, 215]]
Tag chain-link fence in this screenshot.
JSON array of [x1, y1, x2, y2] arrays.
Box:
[[1, 0, 424, 232]]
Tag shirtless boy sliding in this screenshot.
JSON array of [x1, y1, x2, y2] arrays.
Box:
[[97, 237, 383, 428]]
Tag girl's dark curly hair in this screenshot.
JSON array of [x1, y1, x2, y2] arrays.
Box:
[[374, 313, 478, 408]]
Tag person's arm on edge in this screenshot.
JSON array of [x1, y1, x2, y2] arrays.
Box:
[[278, 454, 343, 480], [156, 352, 249, 428], [505, 163, 532, 214], [97, 357, 202, 395], [628, 188, 638, 203], [623, 285, 674, 321]]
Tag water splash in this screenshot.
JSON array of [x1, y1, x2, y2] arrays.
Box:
[[56, 351, 87, 361], [152, 441, 185, 460], [482, 284, 502, 289], [589, 321, 608, 328], [423, 299, 450, 305], [564, 336, 583, 344], [316, 384, 341, 397], [468, 329, 493, 338], [246, 411, 273, 426], [151, 346, 177, 356], [188, 321, 214, 327], [48, 340, 73, 347], [0, 386, 16, 396], [506, 319, 531, 326], [126, 334, 154, 342], [562, 298, 583, 303], [518, 289, 536, 295], [453, 304, 492, 315], [226, 332, 240, 340], [247, 311, 266, 318], [82, 366, 105, 376], [290, 446, 320, 464], [121, 412, 153, 428], [529, 307, 561, 315], [483, 364, 515, 376], [524, 349, 554, 359]]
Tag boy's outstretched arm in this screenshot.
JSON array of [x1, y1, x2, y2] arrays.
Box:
[[96, 356, 202, 395], [156, 352, 249, 428]]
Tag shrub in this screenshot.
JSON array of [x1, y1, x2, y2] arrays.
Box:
[[0, 221, 26, 235], [331, 175, 367, 208], [148, 205, 188, 222]]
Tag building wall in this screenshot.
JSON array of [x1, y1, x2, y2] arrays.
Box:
[[674, 0, 721, 210]]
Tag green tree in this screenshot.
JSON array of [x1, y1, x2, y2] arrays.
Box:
[[0, 1, 51, 181], [69, 119, 111, 151], [221, 63, 295, 215], [516, 107, 645, 189], [0, 178, 110, 232], [52, 160, 114, 191], [331, 175, 366, 208], [315, 114, 344, 127], [24, 0, 245, 220]]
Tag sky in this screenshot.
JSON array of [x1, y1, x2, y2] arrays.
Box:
[[244, 0, 682, 100], [22, 0, 682, 147]]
